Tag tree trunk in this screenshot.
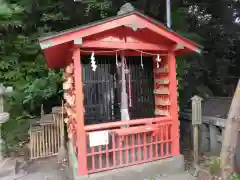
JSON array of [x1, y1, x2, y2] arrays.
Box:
[[221, 79, 240, 179]]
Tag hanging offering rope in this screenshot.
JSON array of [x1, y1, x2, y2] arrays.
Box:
[[116, 51, 119, 67], [80, 48, 168, 56], [156, 54, 162, 68], [90, 51, 97, 71], [140, 52, 144, 69], [82, 49, 165, 70]]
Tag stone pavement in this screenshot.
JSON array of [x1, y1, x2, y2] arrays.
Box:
[[0, 156, 73, 180]]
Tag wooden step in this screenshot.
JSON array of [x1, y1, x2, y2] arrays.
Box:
[[154, 65, 168, 73], [155, 109, 169, 116], [155, 78, 169, 85], [154, 89, 169, 95], [155, 98, 170, 106]]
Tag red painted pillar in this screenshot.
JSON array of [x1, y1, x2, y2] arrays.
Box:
[[167, 52, 180, 156], [73, 45, 88, 176]]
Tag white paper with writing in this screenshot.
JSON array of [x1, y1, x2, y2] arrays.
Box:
[[89, 131, 109, 147]]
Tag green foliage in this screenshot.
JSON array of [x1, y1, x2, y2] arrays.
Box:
[[0, 1, 24, 28], [232, 173, 239, 180], [206, 156, 221, 175], [172, 3, 214, 105], [151, 176, 156, 180], [0, 0, 116, 154], [0, 0, 63, 154], [1, 116, 29, 156]]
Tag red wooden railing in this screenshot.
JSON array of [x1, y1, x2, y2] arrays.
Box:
[[81, 116, 173, 174]]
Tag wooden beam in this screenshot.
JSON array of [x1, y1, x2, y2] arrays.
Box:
[[81, 40, 170, 51], [84, 117, 172, 132]]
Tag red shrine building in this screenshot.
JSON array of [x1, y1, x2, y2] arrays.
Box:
[[39, 3, 202, 179]]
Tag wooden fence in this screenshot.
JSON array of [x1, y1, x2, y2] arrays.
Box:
[[29, 107, 64, 160]]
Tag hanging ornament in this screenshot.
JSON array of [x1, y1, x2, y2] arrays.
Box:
[[90, 52, 97, 71], [140, 52, 144, 69], [156, 54, 162, 68], [116, 52, 119, 67]]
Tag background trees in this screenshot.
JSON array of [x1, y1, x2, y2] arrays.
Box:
[[1, 0, 239, 154]]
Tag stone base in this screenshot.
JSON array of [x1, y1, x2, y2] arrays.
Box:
[[68, 141, 185, 180]]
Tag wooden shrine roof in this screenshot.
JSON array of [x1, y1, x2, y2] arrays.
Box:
[[39, 10, 202, 51]]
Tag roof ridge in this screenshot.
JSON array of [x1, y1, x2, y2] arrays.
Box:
[[117, 3, 135, 16]]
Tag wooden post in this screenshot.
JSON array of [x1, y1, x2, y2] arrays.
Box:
[[221, 79, 240, 179], [191, 95, 203, 166], [57, 101, 66, 163], [73, 44, 88, 176], [168, 52, 180, 156]]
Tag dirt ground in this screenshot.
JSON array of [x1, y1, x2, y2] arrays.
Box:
[[183, 149, 223, 180]]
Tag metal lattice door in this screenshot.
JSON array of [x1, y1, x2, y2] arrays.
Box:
[[82, 55, 154, 125]]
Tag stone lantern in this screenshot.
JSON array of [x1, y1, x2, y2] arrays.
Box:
[[0, 84, 12, 160]]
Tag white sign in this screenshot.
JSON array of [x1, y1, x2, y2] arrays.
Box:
[[89, 131, 109, 147]]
